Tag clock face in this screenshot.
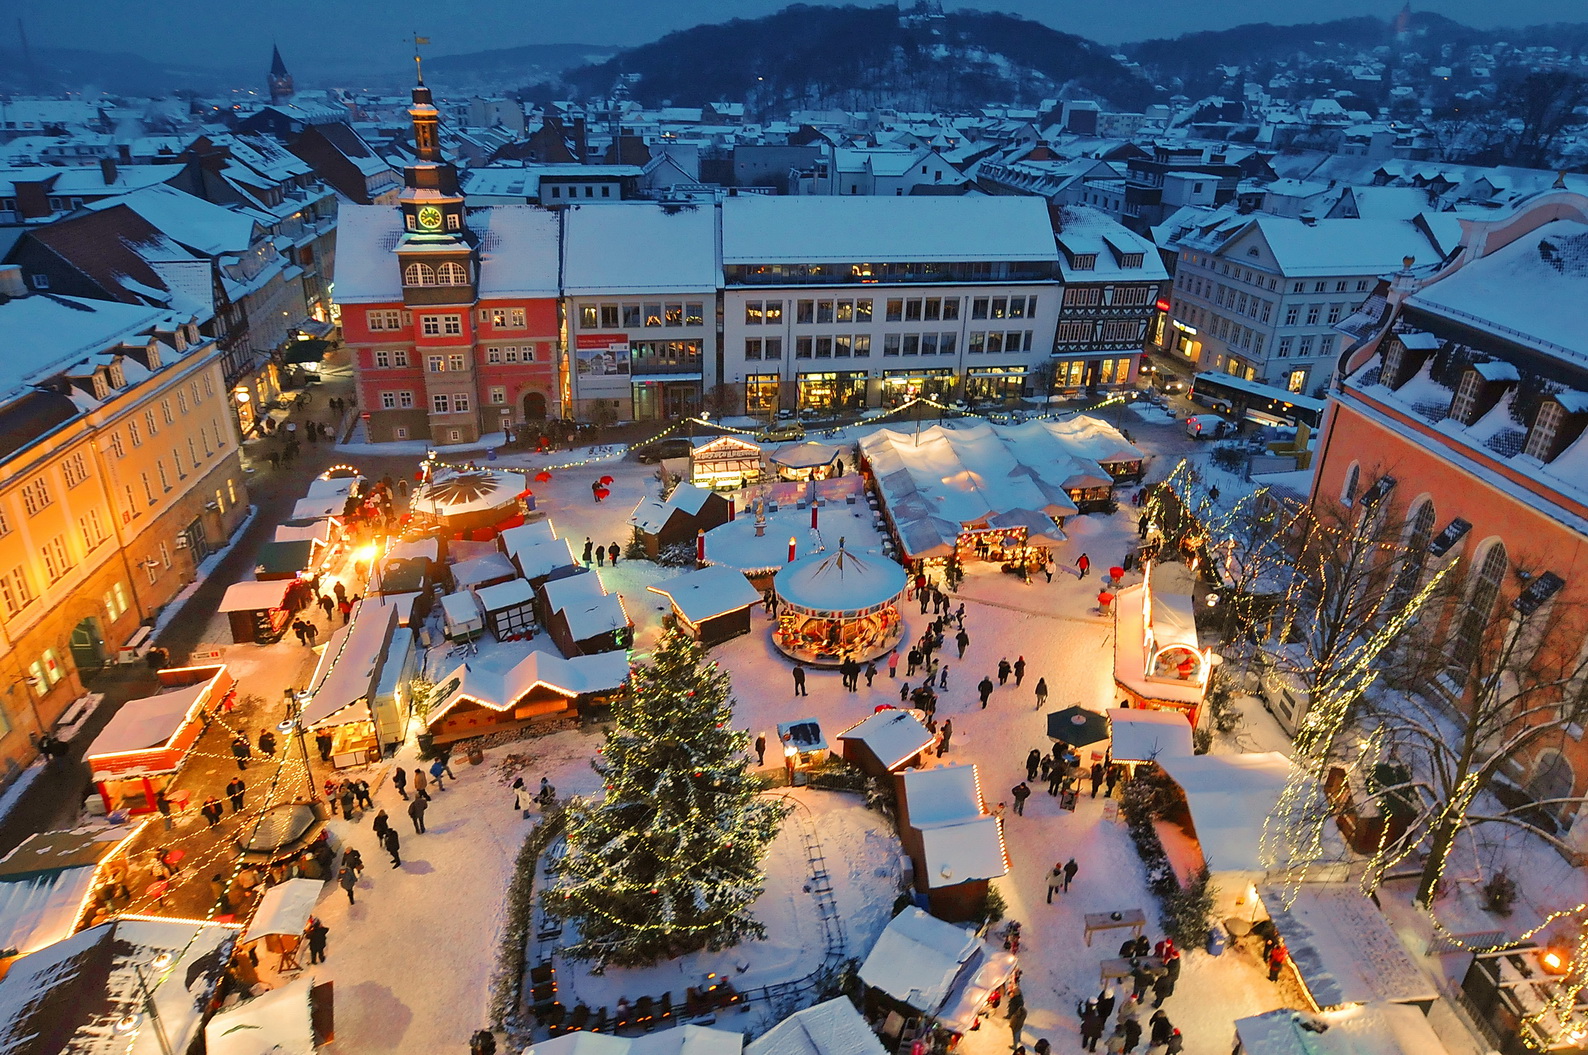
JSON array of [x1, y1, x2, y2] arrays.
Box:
[[417, 205, 443, 230]]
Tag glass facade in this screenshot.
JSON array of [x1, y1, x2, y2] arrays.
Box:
[[745, 374, 780, 414], [882, 369, 954, 406], [797, 371, 868, 412]]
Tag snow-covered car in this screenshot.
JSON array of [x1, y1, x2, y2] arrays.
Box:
[[757, 422, 805, 443], [634, 438, 694, 463]]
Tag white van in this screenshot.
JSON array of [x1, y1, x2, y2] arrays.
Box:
[[1185, 414, 1232, 440]]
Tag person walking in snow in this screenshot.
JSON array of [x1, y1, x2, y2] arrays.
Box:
[[864, 660, 877, 687], [1044, 555, 1056, 583], [1077, 553, 1091, 579], [582, 538, 594, 565], [887, 650, 899, 678], [608, 542, 620, 566], [1047, 865, 1064, 903], [513, 778, 535, 818], [392, 767, 408, 800], [372, 808, 390, 841], [955, 628, 969, 658], [412, 767, 428, 798], [978, 676, 994, 708], [408, 795, 428, 834], [383, 827, 401, 867], [1080, 1003, 1105, 1052], [1013, 656, 1026, 686], [305, 917, 330, 964], [906, 647, 922, 676], [429, 757, 449, 790], [338, 863, 358, 904], [997, 657, 1012, 685], [1090, 761, 1106, 797], [231, 733, 252, 770], [792, 663, 807, 696], [1034, 677, 1049, 709], [339, 783, 357, 821], [938, 664, 949, 689], [1063, 857, 1079, 891], [1026, 748, 1042, 782], [1011, 782, 1031, 816], [226, 776, 246, 813], [755, 734, 767, 765], [937, 718, 952, 757]]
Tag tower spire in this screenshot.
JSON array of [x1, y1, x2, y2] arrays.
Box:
[[267, 44, 294, 105], [413, 31, 430, 86]]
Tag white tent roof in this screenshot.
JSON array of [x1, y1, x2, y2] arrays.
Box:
[[304, 475, 359, 500], [87, 681, 208, 758], [302, 602, 394, 728], [1235, 1004, 1450, 1055], [273, 520, 331, 545], [859, 907, 980, 1012], [412, 468, 528, 518], [1158, 753, 1296, 872], [1107, 708, 1194, 764], [452, 552, 518, 590], [0, 866, 99, 957], [218, 579, 290, 612], [426, 649, 629, 723], [648, 566, 762, 624], [1258, 884, 1439, 1008], [745, 997, 886, 1055], [476, 577, 536, 613], [771, 441, 841, 469], [530, 1024, 743, 1055], [290, 496, 344, 521], [774, 548, 907, 613], [441, 592, 483, 627], [205, 977, 315, 1055], [838, 709, 935, 771], [386, 537, 440, 563], [242, 878, 323, 942], [1146, 562, 1200, 649]]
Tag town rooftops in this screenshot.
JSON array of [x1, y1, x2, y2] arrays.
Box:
[[562, 202, 720, 295], [0, 293, 174, 397], [720, 195, 1059, 265]]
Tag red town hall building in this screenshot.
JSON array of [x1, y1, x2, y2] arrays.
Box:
[[337, 76, 560, 443]]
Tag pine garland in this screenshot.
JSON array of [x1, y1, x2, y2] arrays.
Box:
[[545, 626, 788, 968]]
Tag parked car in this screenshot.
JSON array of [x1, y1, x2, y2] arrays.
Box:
[[634, 437, 695, 463], [757, 422, 805, 443]]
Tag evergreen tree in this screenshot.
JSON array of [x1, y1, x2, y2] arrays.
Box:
[[547, 626, 787, 968]]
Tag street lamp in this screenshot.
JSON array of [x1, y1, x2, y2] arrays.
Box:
[[125, 952, 176, 1055], [279, 692, 322, 802]]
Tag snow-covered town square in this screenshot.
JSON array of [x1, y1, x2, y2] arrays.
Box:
[[12, 15, 1588, 1055]]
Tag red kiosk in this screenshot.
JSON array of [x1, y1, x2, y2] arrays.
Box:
[[85, 665, 236, 815]]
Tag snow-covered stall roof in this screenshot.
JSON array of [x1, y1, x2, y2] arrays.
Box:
[[648, 566, 762, 624], [1235, 1004, 1450, 1055], [86, 681, 209, 758], [0, 916, 237, 1055], [499, 519, 557, 560], [899, 763, 1007, 887], [837, 709, 935, 771], [775, 547, 907, 615], [0, 830, 123, 958], [386, 537, 440, 563], [441, 591, 483, 630], [985, 508, 1067, 547], [304, 475, 359, 500], [476, 577, 536, 613], [1157, 753, 1297, 872], [1147, 562, 1201, 648], [859, 907, 981, 1011], [1107, 708, 1194, 764], [560, 594, 630, 640], [273, 519, 331, 545], [302, 602, 394, 728], [205, 977, 315, 1055], [744, 997, 886, 1055], [513, 538, 580, 581], [533, 1023, 744, 1055], [542, 570, 607, 612], [426, 650, 629, 722], [218, 579, 290, 612], [771, 442, 841, 470], [632, 481, 715, 534], [242, 877, 323, 942], [452, 552, 518, 590], [290, 495, 345, 521], [1257, 883, 1439, 1009], [1031, 415, 1145, 467]]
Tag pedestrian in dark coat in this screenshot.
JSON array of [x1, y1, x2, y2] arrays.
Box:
[[978, 676, 994, 708], [231, 733, 251, 770], [608, 543, 620, 565], [955, 629, 969, 658], [383, 827, 401, 867], [372, 809, 391, 841], [392, 767, 408, 800], [408, 795, 428, 833], [226, 777, 246, 812], [1012, 656, 1026, 685], [754, 734, 767, 765], [305, 918, 330, 963], [355, 780, 373, 809], [1090, 762, 1105, 797], [315, 729, 333, 761], [1095, 987, 1117, 1026], [1034, 678, 1049, 709], [907, 648, 922, 676], [1121, 1017, 1141, 1054], [792, 663, 807, 696], [1011, 782, 1031, 815], [1080, 1005, 1105, 1051], [936, 718, 952, 757], [1063, 857, 1079, 890], [338, 864, 358, 904], [257, 729, 277, 756], [997, 657, 1012, 685], [582, 538, 594, 565], [1106, 764, 1121, 797], [1150, 1013, 1172, 1046], [344, 848, 364, 877], [339, 784, 357, 820], [864, 661, 877, 687], [201, 797, 224, 826], [939, 664, 949, 689], [1033, 1039, 1050, 1055], [1026, 748, 1041, 781]]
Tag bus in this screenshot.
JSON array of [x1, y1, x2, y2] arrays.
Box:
[[1190, 372, 1325, 428]]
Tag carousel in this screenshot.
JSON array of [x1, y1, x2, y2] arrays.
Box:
[[772, 538, 907, 667], [410, 467, 531, 534]]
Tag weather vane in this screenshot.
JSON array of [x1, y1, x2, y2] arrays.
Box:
[[413, 31, 430, 84]]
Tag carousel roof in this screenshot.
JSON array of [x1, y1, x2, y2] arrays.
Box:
[[775, 546, 907, 613], [412, 468, 528, 518]]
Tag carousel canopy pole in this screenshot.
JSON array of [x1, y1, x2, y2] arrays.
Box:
[[788, 536, 796, 563]]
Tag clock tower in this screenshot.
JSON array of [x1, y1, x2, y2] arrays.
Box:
[[395, 63, 476, 307]]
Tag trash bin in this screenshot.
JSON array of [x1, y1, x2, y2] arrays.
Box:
[[1207, 927, 1226, 956], [467, 745, 485, 765], [416, 733, 436, 760]]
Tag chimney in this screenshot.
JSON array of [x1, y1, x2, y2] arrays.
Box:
[[117, 142, 132, 163], [100, 157, 118, 186], [0, 266, 27, 299]]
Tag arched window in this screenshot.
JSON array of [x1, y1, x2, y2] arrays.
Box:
[[403, 262, 436, 287], [1391, 498, 1437, 606], [1449, 541, 1507, 672], [1340, 462, 1360, 507], [437, 261, 468, 285]]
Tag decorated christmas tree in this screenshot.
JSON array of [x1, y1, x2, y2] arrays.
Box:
[[548, 625, 787, 968]]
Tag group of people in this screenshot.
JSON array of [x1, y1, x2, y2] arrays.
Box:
[[582, 538, 621, 567], [1075, 937, 1186, 1053]]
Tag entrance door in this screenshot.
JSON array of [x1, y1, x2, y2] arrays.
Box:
[[522, 391, 548, 421], [663, 383, 698, 418], [70, 617, 106, 674], [183, 518, 211, 561]]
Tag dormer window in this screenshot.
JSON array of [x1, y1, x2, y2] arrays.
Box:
[[1525, 400, 1564, 460], [1071, 254, 1097, 270], [146, 341, 161, 370], [1449, 370, 1483, 425], [1119, 253, 1144, 268], [91, 375, 109, 400], [108, 362, 125, 388], [173, 328, 187, 352]]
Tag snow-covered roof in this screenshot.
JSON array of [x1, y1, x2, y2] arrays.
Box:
[[859, 907, 981, 1011], [0, 829, 122, 958], [273, 520, 331, 545], [92, 183, 264, 256], [1158, 753, 1297, 872], [647, 566, 762, 624], [774, 547, 907, 614], [86, 681, 208, 759], [563, 202, 720, 295], [1234, 1004, 1450, 1055], [218, 578, 291, 612], [426, 648, 629, 723], [541, 570, 608, 613], [770, 441, 841, 469], [303, 602, 396, 728], [304, 475, 360, 500], [452, 552, 518, 590], [476, 576, 536, 613], [1056, 206, 1170, 282], [330, 203, 403, 303], [242, 878, 323, 942], [837, 709, 935, 771], [206, 977, 315, 1055], [1106, 707, 1194, 764], [0, 294, 172, 398], [533, 1024, 743, 1055], [1408, 219, 1588, 360], [559, 593, 630, 640], [1257, 883, 1439, 1008], [511, 538, 580, 580], [290, 494, 346, 521], [499, 519, 557, 560], [898, 763, 1008, 886], [474, 206, 560, 298], [744, 997, 886, 1055], [1245, 215, 1442, 278], [721, 195, 1059, 266]]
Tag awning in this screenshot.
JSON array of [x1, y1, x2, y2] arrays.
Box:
[[254, 539, 316, 578], [631, 373, 703, 383], [206, 977, 316, 1055], [1158, 753, 1297, 872], [242, 878, 323, 942], [294, 318, 336, 338], [1107, 708, 1194, 764], [283, 339, 331, 364], [219, 579, 291, 613]]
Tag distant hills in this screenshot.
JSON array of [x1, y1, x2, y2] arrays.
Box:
[[425, 42, 622, 87], [0, 46, 228, 97]]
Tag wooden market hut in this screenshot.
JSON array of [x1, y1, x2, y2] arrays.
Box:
[[422, 650, 629, 744], [1112, 561, 1212, 725], [647, 566, 762, 646], [302, 602, 415, 765], [450, 552, 518, 593], [541, 572, 632, 656], [217, 579, 298, 644], [631, 482, 732, 560], [837, 709, 936, 777], [252, 539, 318, 581], [507, 537, 581, 591], [893, 763, 1008, 922], [691, 435, 765, 489], [476, 577, 538, 640], [85, 665, 235, 814]]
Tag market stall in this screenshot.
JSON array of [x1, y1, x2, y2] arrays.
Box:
[[1158, 753, 1297, 874], [477, 577, 538, 640], [895, 763, 1008, 922], [423, 649, 630, 744], [254, 539, 318, 581], [1107, 707, 1194, 765], [691, 435, 764, 490], [647, 566, 762, 646], [1113, 561, 1214, 724], [770, 441, 841, 481], [240, 877, 322, 972], [631, 482, 733, 561], [411, 467, 531, 534], [450, 552, 518, 592], [303, 602, 412, 765], [85, 665, 234, 814], [776, 717, 828, 779], [772, 542, 906, 667], [218, 579, 297, 644], [206, 977, 320, 1055], [441, 592, 484, 642], [837, 708, 936, 777], [1234, 1005, 1450, 1055], [859, 907, 1018, 1046], [542, 573, 632, 656]]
